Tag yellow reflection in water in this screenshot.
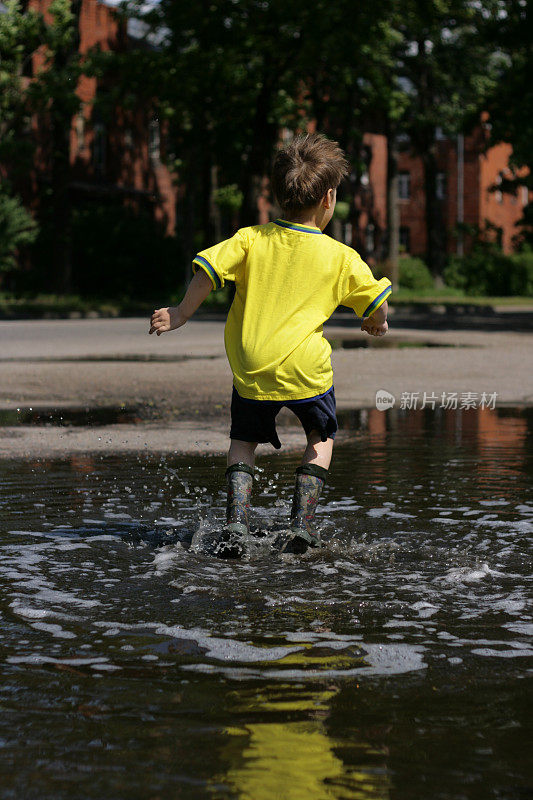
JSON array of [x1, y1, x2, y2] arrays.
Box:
[[216, 681, 390, 800]]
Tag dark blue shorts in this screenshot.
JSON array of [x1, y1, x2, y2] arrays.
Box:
[[230, 386, 337, 450]]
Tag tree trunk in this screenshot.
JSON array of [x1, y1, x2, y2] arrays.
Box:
[[210, 164, 222, 242], [184, 178, 196, 285], [386, 129, 399, 291], [50, 119, 72, 294], [239, 58, 277, 228], [49, 0, 82, 294], [422, 144, 446, 279], [200, 149, 213, 245]]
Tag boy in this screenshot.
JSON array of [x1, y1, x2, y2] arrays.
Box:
[[150, 134, 391, 555]]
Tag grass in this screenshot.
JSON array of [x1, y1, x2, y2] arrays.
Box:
[[0, 288, 532, 319], [390, 289, 533, 306], [0, 293, 155, 318]]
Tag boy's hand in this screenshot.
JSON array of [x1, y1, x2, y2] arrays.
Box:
[[149, 306, 187, 335], [361, 318, 388, 337]]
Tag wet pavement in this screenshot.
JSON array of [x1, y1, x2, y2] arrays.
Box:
[[1, 317, 532, 459]]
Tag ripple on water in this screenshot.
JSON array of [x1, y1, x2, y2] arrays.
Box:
[[0, 408, 532, 798]]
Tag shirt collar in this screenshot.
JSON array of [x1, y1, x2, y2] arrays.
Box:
[[273, 218, 323, 235]]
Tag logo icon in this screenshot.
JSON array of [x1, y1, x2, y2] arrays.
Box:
[[375, 390, 395, 411]]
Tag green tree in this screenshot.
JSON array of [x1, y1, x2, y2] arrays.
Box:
[[294, 1, 504, 279], [29, 0, 84, 293], [391, 0, 499, 277], [107, 0, 403, 275], [291, 1, 404, 281], [104, 0, 508, 286], [481, 0, 532, 246], [0, 190, 38, 273], [0, 0, 42, 176], [0, 0, 84, 292], [0, 0, 42, 277], [98, 0, 316, 269]]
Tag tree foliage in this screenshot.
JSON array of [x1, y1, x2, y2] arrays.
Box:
[[0, 0, 85, 289], [0, 0, 42, 175], [480, 0, 532, 244], [1, 0, 531, 293], [0, 190, 38, 272]]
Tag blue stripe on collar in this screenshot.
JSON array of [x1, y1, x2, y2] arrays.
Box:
[[273, 219, 323, 234]]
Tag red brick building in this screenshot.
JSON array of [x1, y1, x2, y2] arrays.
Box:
[[25, 0, 177, 234], [350, 125, 529, 261]]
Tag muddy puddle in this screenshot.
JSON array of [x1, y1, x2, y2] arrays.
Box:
[[0, 405, 142, 427], [0, 354, 220, 363], [329, 337, 471, 350], [1, 407, 532, 799]]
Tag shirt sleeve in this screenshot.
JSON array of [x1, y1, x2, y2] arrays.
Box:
[[338, 253, 392, 318], [192, 229, 248, 291]]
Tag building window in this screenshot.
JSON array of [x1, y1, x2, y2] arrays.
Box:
[[435, 126, 446, 141], [344, 222, 352, 246], [75, 114, 85, 154], [149, 118, 160, 162], [436, 172, 446, 199], [93, 123, 106, 175], [495, 172, 503, 204], [365, 223, 375, 253], [399, 226, 411, 253], [398, 172, 410, 200]]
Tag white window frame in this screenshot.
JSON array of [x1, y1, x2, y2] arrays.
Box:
[[398, 172, 411, 200], [149, 118, 160, 162], [436, 172, 446, 199]]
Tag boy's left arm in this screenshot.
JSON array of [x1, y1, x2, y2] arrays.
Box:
[[149, 269, 213, 336]]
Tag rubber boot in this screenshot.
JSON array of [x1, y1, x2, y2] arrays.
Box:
[[216, 462, 254, 558], [283, 464, 327, 554]]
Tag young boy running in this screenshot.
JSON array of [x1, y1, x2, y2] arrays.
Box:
[[150, 134, 391, 555]]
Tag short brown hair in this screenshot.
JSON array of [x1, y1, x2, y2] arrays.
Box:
[[271, 133, 349, 213]]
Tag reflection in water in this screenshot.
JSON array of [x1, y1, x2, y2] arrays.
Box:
[[0, 406, 531, 799], [218, 685, 390, 800]]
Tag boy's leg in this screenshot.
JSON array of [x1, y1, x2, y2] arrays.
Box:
[[228, 439, 258, 469], [300, 430, 333, 470], [282, 389, 337, 553], [225, 440, 257, 532], [285, 431, 333, 553], [216, 440, 257, 558]]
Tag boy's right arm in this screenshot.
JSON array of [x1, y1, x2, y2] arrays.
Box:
[[149, 269, 213, 336], [361, 300, 388, 337], [338, 252, 391, 336]]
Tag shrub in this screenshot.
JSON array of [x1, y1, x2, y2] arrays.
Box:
[[213, 184, 243, 212], [23, 200, 181, 299], [509, 250, 533, 295], [73, 203, 181, 298], [444, 245, 533, 296], [333, 201, 350, 221], [399, 256, 434, 291], [0, 191, 38, 272]]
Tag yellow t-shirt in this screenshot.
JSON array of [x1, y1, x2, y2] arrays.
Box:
[[193, 219, 392, 401]]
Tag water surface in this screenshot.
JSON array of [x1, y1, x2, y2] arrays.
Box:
[[1, 407, 532, 799]]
